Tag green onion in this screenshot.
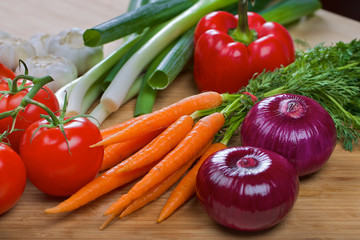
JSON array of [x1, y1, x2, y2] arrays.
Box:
[[100, 0, 239, 113], [102, 22, 167, 86], [133, 41, 176, 117], [63, 35, 141, 116], [133, 72, 158, 117], [147, 26, 195, 90], [259, 0, 322, 25], [83, 0, 197, 47], [89, 75, 144, 126], [133, 26, 195, 116]]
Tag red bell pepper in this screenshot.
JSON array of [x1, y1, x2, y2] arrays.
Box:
[[193, 2, 295, 94]]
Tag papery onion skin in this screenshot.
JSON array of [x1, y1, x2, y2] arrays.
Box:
[[196, 146, 299, 231], [240, 93, 337, 176]]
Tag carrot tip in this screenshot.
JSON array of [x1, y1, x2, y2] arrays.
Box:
[[44, 208, 56, 214]]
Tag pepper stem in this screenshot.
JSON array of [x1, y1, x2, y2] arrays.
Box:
[[230, 0, 256, 45]]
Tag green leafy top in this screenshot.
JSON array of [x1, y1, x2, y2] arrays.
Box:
[[194, 39, 360, 150]]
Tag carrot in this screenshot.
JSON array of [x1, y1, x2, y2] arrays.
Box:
[[44, 162, 156, 214], [157, 142, 227, 223], [45, 115, 194, 214], [100, 113, 149, 138], [99, 140, 213, 230], [103, 112, 225, 218], [92, 91, 223, 147], [100, 128, 163, 171], [119, 140, 213, 219]]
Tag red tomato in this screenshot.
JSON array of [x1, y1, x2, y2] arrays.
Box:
[[19, 117, 103, 197], [0, 80, 60, 152], [0, 143, 27, 215]]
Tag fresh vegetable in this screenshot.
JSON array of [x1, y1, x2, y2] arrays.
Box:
[[92, 91, 223, 147], [45, 114, 194, 213], [193, 39, 360, 152], [147, 26, 195, 90], [45, 162, 156, 214], [0, 142, 27, 215], [259, 0, 322, 25], [100, 111, 150, 137], [134, 26, 195, 116], [157, 142, 227, 223], [0, 34, 36, 71], [48, 27, 103, 76], [0, 61, 16, 80], [116, 115, 194, 173], [103, 112, 225, 220], [98, 0, 238, 113], [0, 72, 60, 152], [196, 146, 299, 231], [19, 101, 103, 197], [193, 1, 295, 93], [241, 93, 337, 176], [119, 140, 212, 219], [83, 0, 198, 47], [28, 32, 55, 56], [15, 55, 78, 92], [100, 128, 163, 171], [60, 32, 142, 116]]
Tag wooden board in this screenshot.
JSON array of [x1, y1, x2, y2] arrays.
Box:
[[1, 1, 360, 239]]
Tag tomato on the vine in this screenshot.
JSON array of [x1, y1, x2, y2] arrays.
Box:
[[19, 117, 103, 197], [0, 143, 27, 215], [0, 79, 60, 152]]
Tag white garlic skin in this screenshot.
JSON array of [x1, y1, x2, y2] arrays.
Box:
[[0, 35, 36, 71], [48, 27, 103, 75], [15, 55, 78, 92]]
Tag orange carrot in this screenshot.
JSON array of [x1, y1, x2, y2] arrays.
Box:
[[100, 129, 163, 171], [45, 115, 194, 214], [103, 112, 225, 219], [119, 140, 213, 219], [99, 140, 213, 230], [100, 113, 149, 138], [92, 91, 223, 147], [157, 142, 227, 223], [44, 163, 155, 214]]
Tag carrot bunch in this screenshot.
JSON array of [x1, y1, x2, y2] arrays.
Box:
[[45, 91, 228, 230]]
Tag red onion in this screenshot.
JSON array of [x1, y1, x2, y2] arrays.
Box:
[[196, 146, 299, 231], [240, 94, 337, 176]]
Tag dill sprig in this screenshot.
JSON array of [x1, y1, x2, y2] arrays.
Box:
[[202, 39, 360, 150]]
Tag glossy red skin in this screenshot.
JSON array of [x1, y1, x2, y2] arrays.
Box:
[[196, 146, 299, 231], [240, 94, 337, 176], [19, 117, 104, 197], [0, 62, 16, 80], [194, 11, 295, 94], [0, 143, 27, 215], [0, 80, 60, 152]]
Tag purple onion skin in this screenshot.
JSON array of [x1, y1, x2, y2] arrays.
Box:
[[196, 146, 299, 231], [240, 94, 337, 177]]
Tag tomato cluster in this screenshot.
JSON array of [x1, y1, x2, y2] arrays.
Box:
[[0, 64, 103, 215]]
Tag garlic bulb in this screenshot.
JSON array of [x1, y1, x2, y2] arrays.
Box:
[[0, 35, 36, 71], [48, 27, 103, 75], [0, 30, 11, 38], [28, 32, 55, 56], [15, 55, 78, 92]]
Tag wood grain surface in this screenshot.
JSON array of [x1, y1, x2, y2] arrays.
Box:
[[0, 1, 359, 239]]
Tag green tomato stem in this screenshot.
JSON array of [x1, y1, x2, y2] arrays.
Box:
[[23, 98, 61, 126]]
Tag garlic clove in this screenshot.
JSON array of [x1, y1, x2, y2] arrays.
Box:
[[15, 55, 78, 92], [28, 32, 56, 56], [48, 27, 103, 75], [0, 35, 36, 71]]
